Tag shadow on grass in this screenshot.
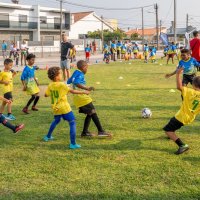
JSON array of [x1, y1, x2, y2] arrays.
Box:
[[182, 156, 200, 165]]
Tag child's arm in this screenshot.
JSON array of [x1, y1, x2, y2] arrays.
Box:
[[176, 67, 184, 91], [69, 89, 90, 95], [76, 84, 95, 91], [0, 80, 9, 85], [165, 70, 176, 79], [21, 80, 27, 91]]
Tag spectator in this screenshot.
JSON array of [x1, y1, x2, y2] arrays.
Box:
[[1, 40, 7, 60]]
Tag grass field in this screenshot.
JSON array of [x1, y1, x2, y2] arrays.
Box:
[[0, 59, 200, 200]]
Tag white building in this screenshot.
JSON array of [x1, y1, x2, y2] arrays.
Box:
[[0, 2, 70, 42], [68, 11, 116, 39]]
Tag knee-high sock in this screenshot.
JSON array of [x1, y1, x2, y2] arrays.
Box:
[[33, 96, 40, 107], [26, 95, 35, 108], [83, 115, 92, 133], [0, 115, 15, 132], [91, 113, 104, 132], [47, 116, 61, 138], [69, 120, 76, 145]]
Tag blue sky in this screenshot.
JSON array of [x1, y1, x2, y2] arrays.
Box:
[[2, 0, 200, 30]]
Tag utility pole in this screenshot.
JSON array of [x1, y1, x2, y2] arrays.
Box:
[[186, 13, 189, 32], [101, 15, 104, 51], [60, 0, 63, 42], [174, 0, 177, 42], [141, 7, 144, 50], [160, 20, 162, 35], [155, 3, 159, 49]]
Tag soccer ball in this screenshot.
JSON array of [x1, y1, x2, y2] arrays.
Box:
[[141, 108, 152, 118]]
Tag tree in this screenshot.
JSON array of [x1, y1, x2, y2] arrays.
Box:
[[130, 33, 140, 40]]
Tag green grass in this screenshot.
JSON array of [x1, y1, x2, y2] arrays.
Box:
[[0, 59, 200, 200]]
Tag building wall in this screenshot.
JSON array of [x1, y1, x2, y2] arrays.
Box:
[[69, 13, 113, 39]]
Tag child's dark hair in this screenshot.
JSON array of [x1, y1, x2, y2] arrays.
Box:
[[193, 31, 199, 37], [48, 67, 60, 81], [4, 58, 13, 65], [26, 53, 36, 61], [193, 76, 200, 88], [181, 49, 191, 54], [77, 60, 87, 70]]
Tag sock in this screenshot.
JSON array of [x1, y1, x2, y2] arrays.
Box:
[[7, 113, 11, 116], [175, 138, 185, 147], [69, 120, 76, 145], [47, 116, 61, 138], [82, 115, 92, 133], [33, 96, 40, 107], [91, 113, 104, 132], [26, 95, 35, 108], [0, 114, 15, 132]]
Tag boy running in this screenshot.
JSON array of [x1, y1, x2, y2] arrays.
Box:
[[21, 54, 40, 114], [0, 58, 17, 120], [163, 67, 200, 154], [0, 96, 24, 133], [67, 60, 111, 137], [143, 44, 149, 63], [165, 49, 200, 86], [43, 67, 89, 149]]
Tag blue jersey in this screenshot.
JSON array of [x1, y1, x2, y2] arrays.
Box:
[[67, 69, 86, 86], [178, 57, 200, 75], [170, 45, 176, 51], [150, 51, 155, 57], [21, 65, 37, 82], [111, 43, 116, 49], [152, 47, 157, 54], [1, 43, 7, 50], [144, 46, 149, 52], [164, 47, 169, 52], [85, 47, 91, 53]]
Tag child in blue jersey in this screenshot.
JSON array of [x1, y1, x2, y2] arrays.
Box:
[[133, 43, 139, 59], [110, 41, 116, 61], [167, 42, 177, 64], [149, 48, 156, 63], [121, 43, 127, 59], [116, 41, 122, 59], [67, 60, 111, 138], [21, 54, 40, 114], [143, 44, 149, 63], [161, 46, 169, 59], [165, 49, 200, 85], [85, 44, 91, 63]]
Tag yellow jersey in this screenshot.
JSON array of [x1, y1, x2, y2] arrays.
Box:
[[45, 82, 72, 115], [0, 71, 13, 94], [175, 87, 200, 124]]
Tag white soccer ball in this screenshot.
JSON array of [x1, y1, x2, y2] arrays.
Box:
[[141, 108, 152, 118]]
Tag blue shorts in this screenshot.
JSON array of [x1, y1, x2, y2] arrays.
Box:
[[54, 111, 75, 122]]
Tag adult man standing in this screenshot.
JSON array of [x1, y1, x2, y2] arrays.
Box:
[[190, 31, 200, 70], [61, 33, 75, 80], [1, 40, 7, 60]]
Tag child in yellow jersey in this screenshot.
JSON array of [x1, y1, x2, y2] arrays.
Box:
[[0, 96, 24, 133], [67, 60, 111, 138], [0, 58, 17, 120], [44, 67, 89, 149], [163, 67, 200, 155]]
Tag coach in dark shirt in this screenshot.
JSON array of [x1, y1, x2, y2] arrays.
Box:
[[61, 33, 75, 80]]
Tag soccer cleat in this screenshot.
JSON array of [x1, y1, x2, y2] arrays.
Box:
[[32, 106, 39, 111], [81, 131, 95, 137], [22, 107, 29, 114], [43, 136, 54, 142], [98, 131, 112, 137], [69, 143, 81, 149], [175, 144, 189, 155], [14, 124, 25, 133], [5, 114, 16, 121]]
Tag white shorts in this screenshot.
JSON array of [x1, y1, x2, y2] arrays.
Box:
[[61, 59, 70, 70]]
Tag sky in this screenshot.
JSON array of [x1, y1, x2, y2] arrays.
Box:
[[2, 0, 200, 30]]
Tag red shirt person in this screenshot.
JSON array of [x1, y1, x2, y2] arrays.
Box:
[[190, 31, 200, 62]]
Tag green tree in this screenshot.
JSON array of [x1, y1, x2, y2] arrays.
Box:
[[130, 33, 140, 40]]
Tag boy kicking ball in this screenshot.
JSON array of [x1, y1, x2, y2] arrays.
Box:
[[0, 96, 24, 133], [163, 67, 200, 155], [43, 67, 90, 149], [67, 60, 111, 138]]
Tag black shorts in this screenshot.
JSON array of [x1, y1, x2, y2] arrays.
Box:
[[4, 92, 13, 100], [182, 74, 195, 85], [163, 117, 184, 132], [79, 102, 95, 115]]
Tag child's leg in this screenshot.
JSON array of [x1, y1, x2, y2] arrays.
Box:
[[32, 94, 40, 109], [0, 101, 6, 114], [46, 115, 61, 138], [91, 112, 104, 132], [26, 95, 36, 108], [82, 115, 92, 133], [62, 112, 76, 145], [0, 114, 15, 132]]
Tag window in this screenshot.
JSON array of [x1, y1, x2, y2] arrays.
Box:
[[54, 17, 60, 29], [0, 13, 9, 28], [19, 15, 27, 23], [40, 16, 47, 24]]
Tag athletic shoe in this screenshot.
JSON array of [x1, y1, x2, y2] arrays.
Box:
[[69, 143, 81, 149], [175, 144, 189, 155], [98, 131, 112, 137], [14, 124, 25, 133], [32, 106, 39, 111], [5, 114, 16, 121], [43, 136, 54, 142], [22, 107, 29, 114], [81, 131, 95, 137]]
